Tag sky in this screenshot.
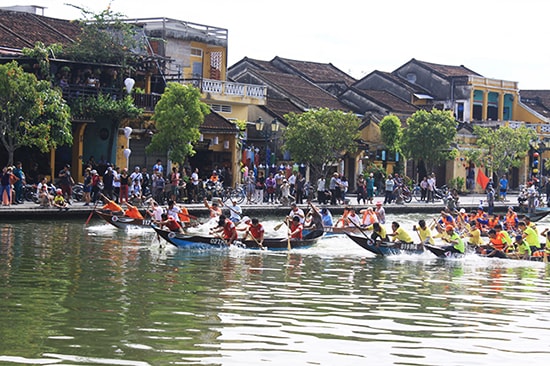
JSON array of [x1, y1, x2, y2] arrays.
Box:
[[4, 0, 550, 89]]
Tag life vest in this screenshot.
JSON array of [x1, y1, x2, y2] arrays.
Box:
[[505, 212, 518, 229], [124, 206, 144, 220], [362, 211, 377, 226], [178, 206, 191, 223]]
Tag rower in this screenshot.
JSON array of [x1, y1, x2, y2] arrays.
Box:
[[388, 221, 413, 244], [210, 215, 238, 245], [243, 218, 265, 246], [156, 213, 184, 233], [288, 215, 304, 240], [413, 219, 434, 244], [441, 225, 465, 255]]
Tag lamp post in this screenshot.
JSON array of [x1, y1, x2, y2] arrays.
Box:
[[255, 117, 279, 176]]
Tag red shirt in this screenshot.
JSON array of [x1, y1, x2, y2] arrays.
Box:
[[165, 217, 182, 232], [249, 223, 264, 240], [222, 219, 237, 240], [289, 222, 303, 239]]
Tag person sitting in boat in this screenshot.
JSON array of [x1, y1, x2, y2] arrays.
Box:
[[124, 202, 144, 220], [210, 215, 238, 245], [463, 220, 484, 250], [304, 201, 324, 231], [221, 199, 242, 223], [287, 203, 305, 224], [512, 234, 531, 260], [166, 200, 181, 221], [494, 223, 512, 250], [365, 222, 387, 243], [374, 201, 385, 224], [388, 221, 413, 244], [505, 206, 519, 231], [156, 213, 184, 234], [441, 225, 465, 255], [335, 206, 350, 228], [360, 207, 378, 227], [147, 200, 164, 221], [204, 197, 222, 218], [485, 228, 508, 258], [288, 215, 304, 240], [53, 188, 69, 211], [518, 221, 541, 254], [243, 218, 265, 246], [344, 208, 362, 228], [177, 205, 193, 226], [100, 193, 123, 213], [413, 219, 434, 244], [436, 210, 455, 232], [320, 207, 333, 227]]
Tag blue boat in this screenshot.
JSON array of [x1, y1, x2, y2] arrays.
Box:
[[153, 225, 324, 250], [345, 232, 425, 256]]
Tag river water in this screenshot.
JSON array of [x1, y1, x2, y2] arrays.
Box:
[[1, 214, 550, 366]]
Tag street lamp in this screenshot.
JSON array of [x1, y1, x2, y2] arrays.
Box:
[[255, 117, 279, 176]]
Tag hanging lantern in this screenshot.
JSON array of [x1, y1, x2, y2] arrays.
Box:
[[124, 78, 135, 94], [533, 168, 539, 174], [534, 152, 540, 158], [123, 126, 132, 139]]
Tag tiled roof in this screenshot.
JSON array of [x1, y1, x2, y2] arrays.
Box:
[[238, 57, 281, 72], [352, 87, 418, 114], [519, 90, 550, 118], [201, 110, 239, 133], [411, 58, 482, 78], [0, 10, 80, 50], [256, 69, 352, 111], [273, 56, 356, 86], [265, 98, 303, 121]]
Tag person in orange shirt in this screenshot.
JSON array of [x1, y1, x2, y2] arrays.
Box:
[[505, 206, 518, 231], [486, 228, 508, 258], [100, 193, 123, 212], [288, 215, 304, 240], [124, 202, 144, 220]]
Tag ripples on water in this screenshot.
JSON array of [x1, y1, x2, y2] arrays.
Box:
[[1, 214, 550, 366]]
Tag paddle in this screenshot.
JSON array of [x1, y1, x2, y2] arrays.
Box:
[[85, 199, 100, 225], [247, 231, 265, 250], [286, 218, 292, 251], [347, 216, 371, 240], [274, 220, 287, 231]]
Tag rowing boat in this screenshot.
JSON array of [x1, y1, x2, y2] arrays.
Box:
[[95, 210, 155, 229], [153, 225, 325, 250], [423, 244, 465, 258], [345, 233, 424, 256]]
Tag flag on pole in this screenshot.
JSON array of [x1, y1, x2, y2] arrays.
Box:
[[476, 168, 490, 189]]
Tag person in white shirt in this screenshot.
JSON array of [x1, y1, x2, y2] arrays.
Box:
[[166, 200, 181, 221], [223, 199, 242, 223], [287, 202, 305, 224], [147, 200, 164, 221], [112, 167, 121, 203]]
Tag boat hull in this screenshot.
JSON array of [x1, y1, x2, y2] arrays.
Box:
[[96, 210, 153, 229], [153, 225, 324, 250], [345, 233, 424, 256]]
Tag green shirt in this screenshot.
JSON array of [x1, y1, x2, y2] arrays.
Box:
[[523, 226, 541, 248], [449, 232, 465, 254]]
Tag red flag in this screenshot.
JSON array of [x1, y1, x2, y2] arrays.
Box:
[[476, 168, 490, 189]]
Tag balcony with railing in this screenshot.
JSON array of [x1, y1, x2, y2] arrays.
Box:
[[182, 78, 267, 102]]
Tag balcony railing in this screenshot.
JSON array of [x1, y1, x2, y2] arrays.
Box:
[[182, 78, 267, 100]]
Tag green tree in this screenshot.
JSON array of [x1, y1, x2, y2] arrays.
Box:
[[22, 41, 63, 82], [62, 5, 142, 67], [401, 109, 457, 173], [283, 108, 360, 179], [0, 62, 72, 165], [146, 83, 210, 164], [466, 125, 536, 187], [379, 114, 403, 155]]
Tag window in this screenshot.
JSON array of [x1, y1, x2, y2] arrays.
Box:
[[191, 48, 203, 57], [209, 104, 232, 113], [406, 73, 417, 83]]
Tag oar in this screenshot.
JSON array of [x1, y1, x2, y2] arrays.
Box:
[[286, 218, 292, 251], [85, 199, 100, 225], [274, 220, 287, 231], [247, 231, 265, 250], [347, 216, 371, 240]]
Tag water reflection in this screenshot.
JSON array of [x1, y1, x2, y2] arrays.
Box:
[[0, 218, 549, 365]]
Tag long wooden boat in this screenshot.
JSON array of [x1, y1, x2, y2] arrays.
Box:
[[525, 208, 550, 222], [96, 210, 155, 229], [96, 210, 201, 230], [424, 244, 465, 258], [153, 225, 325, 250], [322, 225, 364, 236], [345, 233, 425, 256]]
